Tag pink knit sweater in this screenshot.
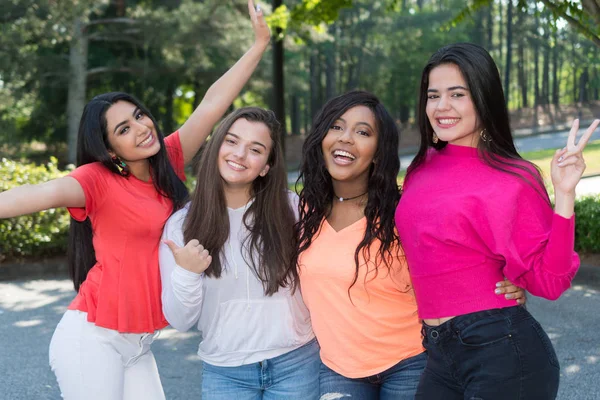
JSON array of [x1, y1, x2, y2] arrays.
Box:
[[395, 144, 579, 319]]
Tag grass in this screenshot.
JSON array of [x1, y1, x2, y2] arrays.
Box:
[[522, 139, 600, 180]]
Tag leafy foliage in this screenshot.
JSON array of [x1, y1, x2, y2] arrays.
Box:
[[0, 158, 70, 260], [575, 195, 600, 253]]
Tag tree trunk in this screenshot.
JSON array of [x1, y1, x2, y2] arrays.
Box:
[[325, 26, 336, 101], [163, 80, 175, 134], [579, 68, 589, 103], [572, 39, 578, 103], [271, 0, 286, 150], [487, 4, 494, 50], [533, 9, 540, 123], [541, 13, 550, 106], [517, 8, 527, 108], [498, 0, 504, 68], [290, 94, 300, 136], [503, 0, 513, 106], [552, 33, 560, 106], [192, 80, 201, 109], [473, 8, 485, 46], [304, 93, 311, 136], [310, 48, 320, 120], [67, 18, 88, 164]]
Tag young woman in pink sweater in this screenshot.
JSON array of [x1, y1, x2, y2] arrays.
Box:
[[395, 42, 599, 399]]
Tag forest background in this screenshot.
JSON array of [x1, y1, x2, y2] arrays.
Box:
[[1, 0, 600, 261]]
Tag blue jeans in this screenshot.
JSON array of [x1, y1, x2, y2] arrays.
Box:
[[416, 306, 560, 400], [201, 339, 320, 400], [319, 352, 427, 400]]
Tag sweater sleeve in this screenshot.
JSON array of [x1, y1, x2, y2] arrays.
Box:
[[159, 207, 205, 332], [492, 178, 579, 300]]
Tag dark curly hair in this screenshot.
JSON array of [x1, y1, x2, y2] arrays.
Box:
[[294, 90, 402, 292]]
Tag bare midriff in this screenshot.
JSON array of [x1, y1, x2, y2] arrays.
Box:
[[423, 316, 455, 327]]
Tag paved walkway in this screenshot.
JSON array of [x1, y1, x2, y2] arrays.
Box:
[[577, 175, 600, 198]]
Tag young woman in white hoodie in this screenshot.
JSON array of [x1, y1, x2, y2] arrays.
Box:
[[159, 107, 318, 399]]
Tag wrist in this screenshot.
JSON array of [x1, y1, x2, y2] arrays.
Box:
[[554, 190, 575, 219], [253, 38, 270, 51]]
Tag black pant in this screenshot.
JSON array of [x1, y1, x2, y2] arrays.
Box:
[[416, 306, 559, 400]]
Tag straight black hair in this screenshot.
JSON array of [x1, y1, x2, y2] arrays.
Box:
[[68, 92, 188, 291]]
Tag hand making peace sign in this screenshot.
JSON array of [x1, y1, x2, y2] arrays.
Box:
[[551, 118, 600, 195]]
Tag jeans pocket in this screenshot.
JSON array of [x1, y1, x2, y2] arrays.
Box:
[[530, 320, 560, 369], [457, 314, 512, 347]]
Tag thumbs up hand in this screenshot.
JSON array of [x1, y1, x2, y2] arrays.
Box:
[[163, 239, 212, 275]]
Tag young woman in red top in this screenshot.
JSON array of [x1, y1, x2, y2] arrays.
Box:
[[0, 2, 269, 398]]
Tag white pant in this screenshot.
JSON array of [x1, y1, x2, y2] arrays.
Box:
[[49, 310, 166, 400]]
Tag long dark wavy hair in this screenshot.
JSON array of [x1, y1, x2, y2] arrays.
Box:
[[183, 107, 297, 296], [294, 90, 401, 291], [68, 92, 189, 291], [410, 43, 549, 202]]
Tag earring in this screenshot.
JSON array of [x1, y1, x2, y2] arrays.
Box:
[[432, 132, 439, 144], [480, 129, 491, 143], [111, 156, 130, 176]]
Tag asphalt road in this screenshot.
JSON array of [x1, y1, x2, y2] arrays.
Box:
[[0, 277, 599, 400]]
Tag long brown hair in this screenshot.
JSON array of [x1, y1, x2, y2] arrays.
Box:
[[184, 107, 298, 295]]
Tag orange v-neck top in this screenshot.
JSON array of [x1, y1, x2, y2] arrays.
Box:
[[66, 132, 185, 333], [298, 217, 424, 378]]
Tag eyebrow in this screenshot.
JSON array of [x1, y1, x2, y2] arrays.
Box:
[[226, 132, 267, 150], [427, 85, 469, 93], [113, 107, 140, 134], [336, 117, 375, 131]]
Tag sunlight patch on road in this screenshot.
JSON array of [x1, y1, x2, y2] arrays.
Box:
[[565, 364, 581, 375], [0, 280, 72, 311], [185, 354, 202, 362], [155, 328, 199, 341], [571, 285, 598, 296], [547, 332, 562, 340], [13, 319, 43, 327]]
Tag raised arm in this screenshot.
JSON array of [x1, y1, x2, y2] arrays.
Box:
[[178, 0, 271, 164], [0, 177, 85, 218]]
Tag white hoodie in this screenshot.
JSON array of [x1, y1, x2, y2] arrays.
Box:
[[159, 191, 314, 367]]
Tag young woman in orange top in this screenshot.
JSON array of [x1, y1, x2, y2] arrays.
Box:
[[0, 2, 269, 398], [294, 90, 525, 399]]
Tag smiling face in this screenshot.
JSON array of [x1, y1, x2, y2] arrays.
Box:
[[104, 100, 161, 162], [217, 118, 272, 191], [426, 63, 481, 147], [321, 105, 378, 188]]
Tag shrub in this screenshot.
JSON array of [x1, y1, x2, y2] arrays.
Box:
[[575, 195, 600, 253], [0, 157, 70, 260], [1, 157, 600, 261]]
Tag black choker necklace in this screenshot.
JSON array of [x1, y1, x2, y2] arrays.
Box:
[[334, 191, 367, 202]]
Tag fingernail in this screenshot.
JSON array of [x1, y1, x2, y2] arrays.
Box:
[[558, 156, 563, 162], [495, 289, 501, 294], [505, 294, 513, 299], [496, 282, 502, 287], [256, 4, 261, 12]]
